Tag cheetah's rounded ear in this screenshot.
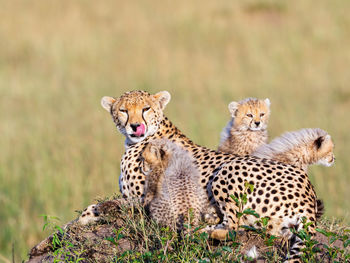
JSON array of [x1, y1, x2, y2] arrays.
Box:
[[153, 91, 171, 110], [228, 101, 238, 116], [314, 134, 332, 150], [264, 98, 271, 107], [101, 96, 117, 112], [314, 136, 324, 149], [315, 134, 332, 149], [150, 145, 165, 160], [149, 145, 160, 156]]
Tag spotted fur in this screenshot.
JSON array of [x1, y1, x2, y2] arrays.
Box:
[[207, 157, 318, 262]]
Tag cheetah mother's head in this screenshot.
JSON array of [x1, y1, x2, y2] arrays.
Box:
[[101, 90, 171, 144]]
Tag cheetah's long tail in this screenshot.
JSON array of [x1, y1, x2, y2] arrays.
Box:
[[315, 199, 324, 221]]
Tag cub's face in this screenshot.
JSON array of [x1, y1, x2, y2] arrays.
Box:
[[315, 134, 335, 167], [229, 98, 270, 131], [101, 91, 171, 144]]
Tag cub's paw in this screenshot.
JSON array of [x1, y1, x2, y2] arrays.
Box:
[[210, 228, 229, 240], [78, 204, 100, 225], [200, 225, 229, 240]]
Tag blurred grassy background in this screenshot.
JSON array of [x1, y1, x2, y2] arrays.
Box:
[[0, 0, 349, 261]]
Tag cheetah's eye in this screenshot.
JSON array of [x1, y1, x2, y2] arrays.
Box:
[[260, 113, 265, 117], [143, 107, 151, 113], [246, 114, 253, 118], [119, 109, 128, 113]]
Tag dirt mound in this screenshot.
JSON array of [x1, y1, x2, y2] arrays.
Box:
[[27, 198, 348, 263]]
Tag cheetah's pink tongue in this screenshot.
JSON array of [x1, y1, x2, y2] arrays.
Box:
[[134, 123, 145, 137]]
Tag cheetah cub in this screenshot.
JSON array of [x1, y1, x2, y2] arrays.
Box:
[[218, 98, 271, 155], [253, 128, 335, 172], [141, 139, 208, 231]]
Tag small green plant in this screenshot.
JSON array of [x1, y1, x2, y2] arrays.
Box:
[[105, 227, 125, 247], [316, 227, 350, 261], [229, 183, 281, 261], [41, 215, 63, 250], [291, 218, 320, 262], [230, 182, 259, 225], [41, 215, 85, 262], [287, 217, 350, 262]]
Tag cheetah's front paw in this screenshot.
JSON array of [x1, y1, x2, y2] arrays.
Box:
[[78, 204, 100, 225]]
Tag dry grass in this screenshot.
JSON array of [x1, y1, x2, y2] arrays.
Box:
[[0, 0, 349, 260]]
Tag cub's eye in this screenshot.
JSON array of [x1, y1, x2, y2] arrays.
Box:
[[143, 107, 151, 113], [246, 114, 253, 118], [260, 113, 265, 117], [119, 109, 127, 113]]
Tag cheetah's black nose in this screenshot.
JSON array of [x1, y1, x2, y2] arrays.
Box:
[[255, 121, 260, 126], [130, 123, 140, 132]]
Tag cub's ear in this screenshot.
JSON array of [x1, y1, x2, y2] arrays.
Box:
[[149, 145, 159, 155], [101, 96, 117, 112], [314, 135, 327, 149], [264, 98, 271, 107], [314, 136, 324, 149], [153, 91, 171, 110], [314, 134, 332, 150], [149, 145, 162, 159], [228, 101, 238, 116]]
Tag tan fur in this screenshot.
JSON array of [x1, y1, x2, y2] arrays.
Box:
[[101, 90, 170, 146], [141, 139, 208, 230], [218, 98, 270, 155], [141, 142, 169, 206], [253, 128, 335, 172]]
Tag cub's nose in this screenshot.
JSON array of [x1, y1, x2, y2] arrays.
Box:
[[130, 123, 140, 132], [255, 121, 260, 126]]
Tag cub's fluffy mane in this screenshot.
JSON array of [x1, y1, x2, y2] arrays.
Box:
[[219, 119, 234, 145], [147, 138, 200, 181], [239, 97, 260, 104], [254, 128, 328, 158], [144, 138, 207, 229]]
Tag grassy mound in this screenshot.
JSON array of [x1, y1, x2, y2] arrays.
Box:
[[28, 196, 350, 263]]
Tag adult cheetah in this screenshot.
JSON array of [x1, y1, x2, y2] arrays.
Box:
[[101, 90, 322, 261], [101, 90, 236, 199]]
